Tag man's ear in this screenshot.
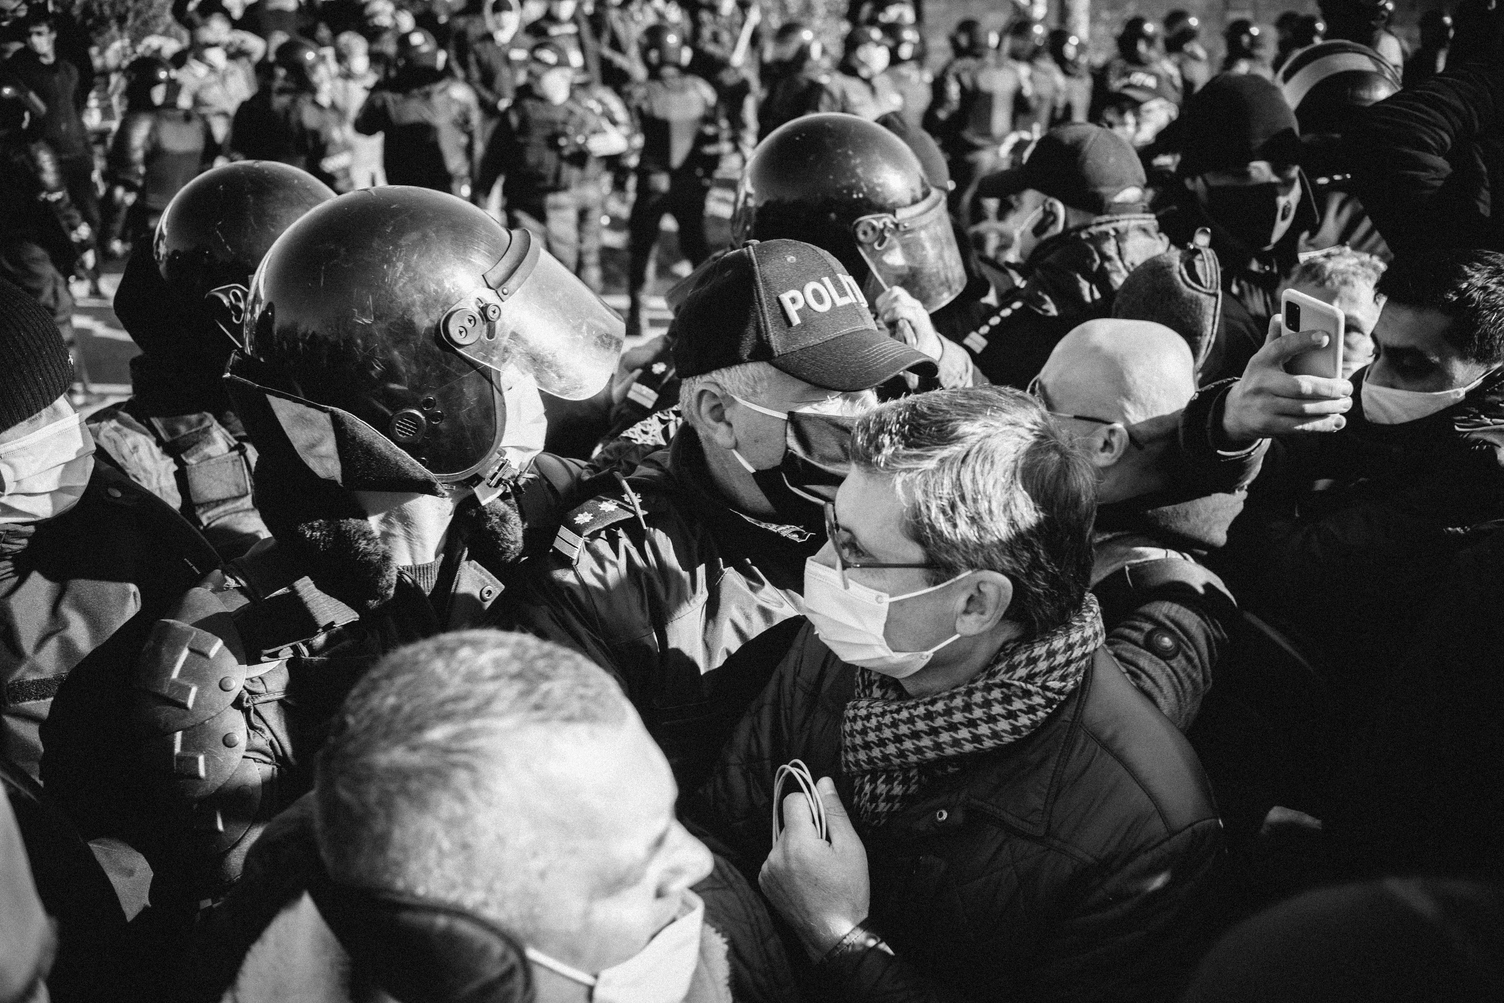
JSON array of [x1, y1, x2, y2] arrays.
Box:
[[1035, 197, 1066, 239], [953, 571, 1014, 637], [682, 382, 739, 450], [1088, 424, 1131, 469]]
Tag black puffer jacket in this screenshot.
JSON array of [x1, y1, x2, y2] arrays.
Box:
[[689, 621, 1225, 1003], [1347, 59, 1504, 255]]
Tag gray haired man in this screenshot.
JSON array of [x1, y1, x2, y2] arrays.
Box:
[[688, 386, 1224, 1002]]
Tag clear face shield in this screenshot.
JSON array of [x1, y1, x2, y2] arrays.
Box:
[[437, 228, 626, 402], [852, 188, 967, 313]]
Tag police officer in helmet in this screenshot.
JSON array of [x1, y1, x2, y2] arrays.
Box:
[[229, 37, 354, 193], [42, 186, 625, 916], [736, 113, 978, 387], [88, 161, 336, 562]]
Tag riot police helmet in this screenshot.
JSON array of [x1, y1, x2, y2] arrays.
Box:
[[641, 23, 689, 69], [1164, 11, 1199, 49], [885, 23, 923, 64], [949, 18, 994, 58], [1278, 39, 1400, 137], [1118, 16, 1158, 61], [1224, 19, 1266, 61], [229, 187, 625, 501], [131, 161, 335, 371], [735, 113, 965, 311], [273, 35, 324, 89], [123, 55, 174, 109]]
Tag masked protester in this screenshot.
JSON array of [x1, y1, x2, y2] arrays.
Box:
[[88, 162, 335, 562], [42, 188, 624, 930], [1180, 250, 1504, 815], [1155, 73, 1318, 383], [197, 631, 795, 1003], [175, 11, 263, 154], [686, 385, 1224, 1000], [503, 240, 936, 789], [0, 278, 217, 784], [229, 37, 354, 193]]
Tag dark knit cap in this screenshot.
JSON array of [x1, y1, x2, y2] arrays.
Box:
[[1175, 72, 1303, 177], [0, 278, 72, 433]]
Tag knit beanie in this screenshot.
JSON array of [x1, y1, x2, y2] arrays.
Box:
[[0, 278, 73, 433]]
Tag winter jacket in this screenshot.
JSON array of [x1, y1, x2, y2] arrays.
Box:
[[2, 464, 217, 782], [501, 427, 815, 790], [1347, 60, 1504, 255], [688, 622, 1225, 1002], [1184, 365, 1504, 685], [944, 213, 1170, 388]]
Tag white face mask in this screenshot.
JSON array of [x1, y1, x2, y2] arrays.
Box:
[[802, 558, 972, 678], [524, 892, 704, 1003], [0, 409, 96, 525], [471, 372, 550, 506], [1362, 368, 1492, 425]]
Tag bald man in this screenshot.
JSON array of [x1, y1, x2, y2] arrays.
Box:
[[1033, 319, 1250, 728]]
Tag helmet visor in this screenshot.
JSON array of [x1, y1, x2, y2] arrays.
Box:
[[852, 189, 966, 312], [440, 231, 625, 401]]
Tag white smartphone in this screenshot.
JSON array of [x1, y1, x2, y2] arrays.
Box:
[[1280, 288, 1344, 380]]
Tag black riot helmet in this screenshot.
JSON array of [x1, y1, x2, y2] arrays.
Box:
[[1317, 0, 1393, 42], [734, 113, 966, 311], [641, 23, 689, 70], [273, 35, 324, 89], [123, 55, 174, 109], [949, 18, 994, 58], [1049, 28, 1085, 73], [1224, 19, 1266, 62], [230, 187, 625, 502], [1118, 16, 1158, 61], [885, 23, 923, 64], [1165, 10, 1200, 50], [124, 161, 335, 373], [1278, 39, 1400, 137]]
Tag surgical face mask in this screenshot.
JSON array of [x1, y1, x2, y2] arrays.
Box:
[[524, 892, 704, 1003], [1362, 367, 1491, 425], [802, 558, 973, 678], [1203, 178, 1300, 251], [0, 410, 96, 525], [727, 394, 860, 534]]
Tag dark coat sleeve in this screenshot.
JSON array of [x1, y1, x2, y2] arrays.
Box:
[[1346, 61, 1504, 254]]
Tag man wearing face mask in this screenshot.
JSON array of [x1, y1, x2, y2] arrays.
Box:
[[199, 630, 793, 1003], [813, 25, 902, 122], [0, 277, 218, 784], [688, 386, 1224, 1001], [1155, 73, 1318, 384], [963, 122, 1171, 388], [176, 12, 264, 155], [41, 188, 623, 924], [1182, 249, 1504, 761], [503, 239, 936, 789]]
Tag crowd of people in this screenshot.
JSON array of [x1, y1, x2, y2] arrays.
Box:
[[4, 0, 1504, 1001]]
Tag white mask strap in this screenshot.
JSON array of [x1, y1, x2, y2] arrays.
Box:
[[524, 946, 598, 988], [726, 392, 788, 420], [888, 569, 974, 603]]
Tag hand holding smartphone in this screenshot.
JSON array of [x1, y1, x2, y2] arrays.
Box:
[[1279, 289, 1344, 379]]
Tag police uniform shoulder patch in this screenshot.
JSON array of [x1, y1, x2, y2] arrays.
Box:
[[552, 495, 637, 563]]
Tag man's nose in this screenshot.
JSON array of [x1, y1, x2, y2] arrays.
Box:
[[661, 823, 714, 897]]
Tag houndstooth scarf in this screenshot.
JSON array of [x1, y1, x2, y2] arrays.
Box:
[[841, 595, 1105, 828]]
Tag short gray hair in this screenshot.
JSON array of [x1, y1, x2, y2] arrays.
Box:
[[849, 386, 1097, 636], [678, 360, 775, 433], [1290, 246, 1385, 299], [313, 630, 628, 931]]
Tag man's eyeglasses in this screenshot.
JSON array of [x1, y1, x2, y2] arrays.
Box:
[[824, 502, 940, 589], [1026, 376, 1144, 450]]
